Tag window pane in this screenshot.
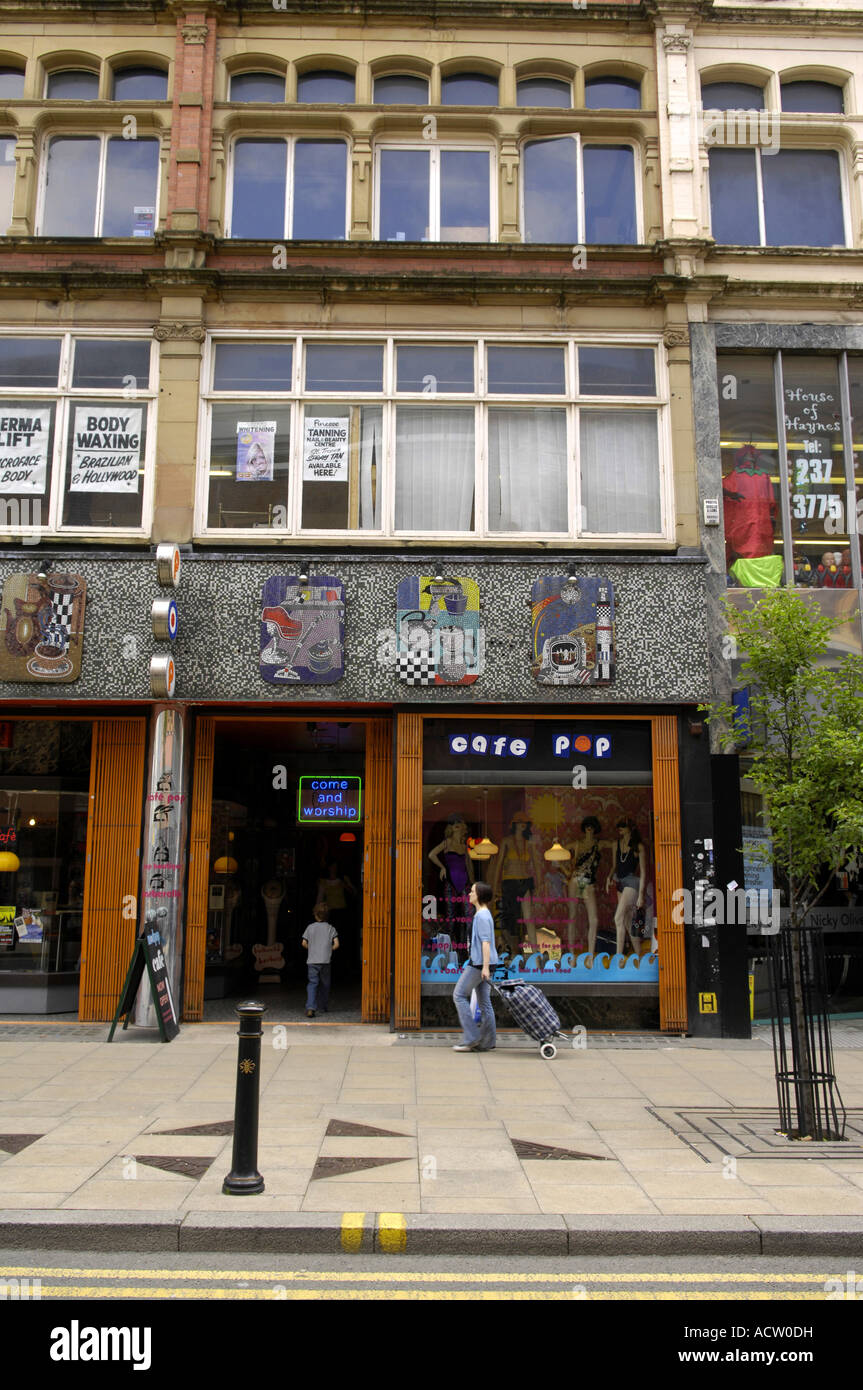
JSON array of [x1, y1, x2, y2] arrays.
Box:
[[701, 82, 764, 111], [293, 141, 346, 239], [301, 403, 383, 530], [374, 74, 428, 104], [231, 140, 286, 238], [63, 400, 147, 528], [0, 137, 15, 233], [717, 354, 783, 587], [0, 67, 25, 98], [783, 356, 848, 576], [708, 148, 759, 243], [580, 410, 661, 533], [297, 70, 354, 103], [379, 149, 429, 240], [584, 145, 637, 244], [102, 138, 159, 237], [0, 399, 55, 502], [488, 408, 567, 532], [395, 406, 475, 531], [517, 77, 571, 108], [440, 151, 489, 241], [488, 346, 565, 395], [305, 344, 383, 392], [229, 71, 285, 102], [584, 76, 640, 109], [213, 343, 293, 392], [72, 340, 150, 390], [523, 138, 578, 243], [206, 403, 291, 529], [397, 345, 474, 393], [0, 339, 61, 388], [47, 70, 98, 99], [578, 347, 655, 396], [762, 150, 844, 247], [441, 73, 498, 105], [781, 81, 843, 114], [112, 67, 168, 101], [848, 357, 863, 584], [43, 138, 100, 235]]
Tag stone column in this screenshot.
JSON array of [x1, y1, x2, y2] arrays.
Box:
[[167, 8, 220, 232]]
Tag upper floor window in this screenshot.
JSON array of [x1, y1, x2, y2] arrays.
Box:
[[517, 77, 571, 108], [229, 71, 286, 102], [708, 147, 845, 247], [780, 80, 844, 114], [377, 144, 493, 242], [0, 66, 25, 98], [112, 66, 168, 101], [40, 135, 160, 237], [373, 74, 429, 104], [228, 138, 347, 239], [441, 73, 498, 106], [701, 81, 764, 110], [0, 333, 156, 536], [523, 138, 637, 244], [0, 137, 15, 233], [584, 76, 640, 110], [296, 69, 354, 103], [46, 70, 99, 100]]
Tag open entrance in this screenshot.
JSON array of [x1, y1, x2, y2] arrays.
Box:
[[202, 719, 366, 1021]]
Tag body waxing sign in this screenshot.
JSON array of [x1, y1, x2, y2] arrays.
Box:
[[303, 417, 349, 482], [298, 776, 362, 823], [69, 407, 142, 493], [0, 409, 51, 493]]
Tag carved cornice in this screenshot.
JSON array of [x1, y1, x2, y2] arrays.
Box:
[[154, 322, 206, 342], [662, 34, 692, 53], [663, 326, 690, 347], [182, 24, 210, 45]]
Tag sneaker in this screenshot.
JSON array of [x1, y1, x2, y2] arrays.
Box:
[[453, 1043, 479, 1051]]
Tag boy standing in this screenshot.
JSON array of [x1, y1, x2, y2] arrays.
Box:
[[452, 880, 498, 1052], [302, 902, 339, 1018]]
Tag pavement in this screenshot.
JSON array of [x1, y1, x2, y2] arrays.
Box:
[[1, 1018, 863, 1257]]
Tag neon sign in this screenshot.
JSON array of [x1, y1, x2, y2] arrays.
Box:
[[297, 776, 362, 823]]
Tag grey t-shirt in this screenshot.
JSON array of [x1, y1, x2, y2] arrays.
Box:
[[303, 922, 338, 965]]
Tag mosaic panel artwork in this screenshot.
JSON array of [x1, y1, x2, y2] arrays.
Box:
[[396, 575, 482, 686], [0, 573, 86, 683], [260, 575, 345, 685], [530, 576, 615, 686]]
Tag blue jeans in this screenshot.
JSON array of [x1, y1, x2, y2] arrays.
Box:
[[453, 965, 496, 1049], [306, 963, 331, 1012]]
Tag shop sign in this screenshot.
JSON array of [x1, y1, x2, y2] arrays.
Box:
[[447, 732, 612, 759], [396, 575, 483, 686], [0, 408, 50, 493], [260, 575, 345, 684], [0, 573, 86, 684], [531, 576, 616, 686], [298, 776, 362, 823], [0, 826, 16, 848], [69, 408, 141, 493]]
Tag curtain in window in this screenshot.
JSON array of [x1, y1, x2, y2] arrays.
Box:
[[580, 409, 661, 534], [488, 407, 567, 532], [395, 407, 474, 530], [360, 410, 382, 529]]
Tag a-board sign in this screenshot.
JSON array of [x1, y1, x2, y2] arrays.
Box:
[[108, 922, 179, 1042], [297, 775, 362, 823]]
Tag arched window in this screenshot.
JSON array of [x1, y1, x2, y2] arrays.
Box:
[[701, 81, 764, 110], [46, 70, 99, 100], [780, 80, 843, 114], [584, 75, 640, 110], [229, 71, 286, 103], [112, 66, 168, 101], [516, 77, 571, 108], [441, 73, 498, 106], [373, 74, 429, 104], [296, 70, 354, 103], [0, 66, 25, 98]]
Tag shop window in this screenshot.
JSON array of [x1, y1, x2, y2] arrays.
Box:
[[708, 147, 845, 247], [522, 138, 637, 244], [373, 74, 428, 104], [701, 81, 764, 110], [584, 75, 641, 109], [40, 135, 160, 237], [0, 333, 155, 536], [441, 72, 498, 105], [516, 77, 571, 108], [228, 138, 347, 239], [780, 80, 844, 114], [296, 69, 355, 103], [206, 402, 293, 530], [301, 403, 383, 530], [717, 354, 784, 588], [111, 66, 168, 101], [377, 145, 493, 242], [0, 136, 15, 233], [848, 357, 863, 583], [46, 70, 99, 100], [0, 66, 25, 98], [783, 356, 849, 583], [229, 71, 286, 102]]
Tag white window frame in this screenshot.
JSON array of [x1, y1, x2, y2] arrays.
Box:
[[707, 143, 850, 248], [36, 131, 162, 237], [225, 134, 351, 239], [373, 141, 497, 242], [196, 332, 672, 545], [0, 134, 16, 233], [0, 329, 157, 539], [520, 135, 642, 245]]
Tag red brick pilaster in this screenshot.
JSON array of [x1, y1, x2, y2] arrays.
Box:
[[167, 9, 219, 231]]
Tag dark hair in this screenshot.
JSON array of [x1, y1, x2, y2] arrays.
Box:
[[472, 880, 493, 905], [616, 818, 642, 850], [313, 902, 329, 921], [510, 821, 532, 839], [581, 816, 600, 835]]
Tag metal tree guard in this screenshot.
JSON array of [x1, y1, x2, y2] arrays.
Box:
[[767, 923, 846, 1141]]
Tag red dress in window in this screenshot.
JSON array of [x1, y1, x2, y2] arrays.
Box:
[[723, 451, 777, 564]]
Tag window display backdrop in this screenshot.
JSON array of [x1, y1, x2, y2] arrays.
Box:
[[421, 720, 658, 988]]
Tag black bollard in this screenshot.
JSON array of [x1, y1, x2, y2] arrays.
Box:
[[223, 1000, 266, 1195]]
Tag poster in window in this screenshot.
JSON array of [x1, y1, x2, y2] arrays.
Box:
[[303, 417, 349, 482], [69, 407, 142, 493], [14, 908, 43, 943], [0, 572, 86, 683], [0, 408, 51, 494], [236, 421, 276, 481], [133, 205, 155, 238], [531, 576, 616, 686]]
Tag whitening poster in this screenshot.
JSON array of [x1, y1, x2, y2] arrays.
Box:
[[236, 421, 276, 481], [0, 408, 51, 494], [303, 417, 349, 482], [69, 407, 142, 493]]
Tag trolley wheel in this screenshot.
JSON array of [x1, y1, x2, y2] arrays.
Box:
[[540, 1042, 557, 1060]]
